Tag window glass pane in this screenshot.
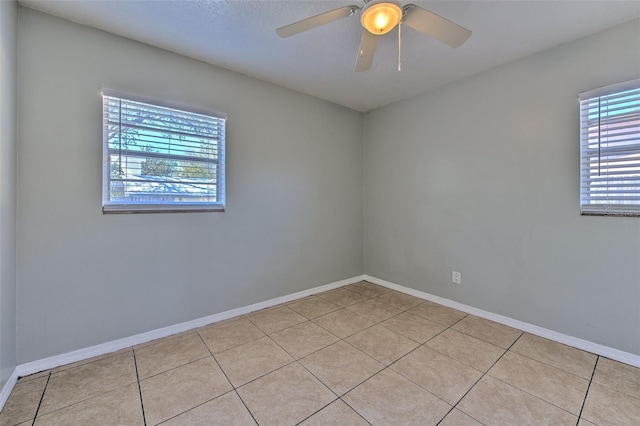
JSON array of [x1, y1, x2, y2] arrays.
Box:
[[579, 81, 640, 216], [102, 93, 226, 213]]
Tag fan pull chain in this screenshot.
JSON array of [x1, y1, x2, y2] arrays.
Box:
[[398, 21, 402, 71]]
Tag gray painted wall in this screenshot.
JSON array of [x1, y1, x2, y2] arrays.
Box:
[[0, 0, 18, 388], [12, 7, 640, 366], [16, 9, 363, 363], [364, 20, 640, 355]]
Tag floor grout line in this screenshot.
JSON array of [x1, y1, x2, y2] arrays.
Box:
[[292, 394, 341, 425], [508, 346, 596, 382], [280, 287, 471, 424], [48, 348, 133, 375], [196, 332, 260, 426], [313, 311, 470, 425], [337, 397, 374, 425], [135, 353, 213, 381], [21, 380, 139, 422], [29, 370, 51, 425], [264, 287, 423, 424], [132, 350, 147, 426], [232, 388, 260, 426], [486, 375, 583, 419], [576, 355, 599, 425], [439, 329, 524, 426]]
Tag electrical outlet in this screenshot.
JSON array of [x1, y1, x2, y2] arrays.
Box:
[[452, 271, 462, 285]]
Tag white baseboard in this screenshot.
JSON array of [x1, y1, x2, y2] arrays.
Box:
[[3, 274, 365, 407], [364, 274, 640, 368], [0, 369, 19, 411]]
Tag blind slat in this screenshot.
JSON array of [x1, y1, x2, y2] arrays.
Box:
[[105, 115, 224, 139]]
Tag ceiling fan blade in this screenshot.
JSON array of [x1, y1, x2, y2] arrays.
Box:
[[402, 4, 471, 48], [276, 5, 360, 38], [354, 29, 380, 72]]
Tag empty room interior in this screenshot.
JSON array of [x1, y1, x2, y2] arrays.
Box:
[[1, 0, 639, 424]]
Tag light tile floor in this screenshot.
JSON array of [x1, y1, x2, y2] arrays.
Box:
[[1, 281, 639, 425]]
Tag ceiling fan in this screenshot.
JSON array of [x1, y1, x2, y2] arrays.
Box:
[[276, 0, 471, 72]]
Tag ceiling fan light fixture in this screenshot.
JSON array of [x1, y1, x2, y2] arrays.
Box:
[[360, 0, 402, 35]]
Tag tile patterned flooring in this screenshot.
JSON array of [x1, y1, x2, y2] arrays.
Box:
[[1, 281, 639, 425]]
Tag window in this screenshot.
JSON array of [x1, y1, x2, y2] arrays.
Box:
[[102, 89, 226, 213], [579, 79, 640, 216]]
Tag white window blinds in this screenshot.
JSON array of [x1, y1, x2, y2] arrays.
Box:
[[579, 79, 640, 216], [102, 89, 226, 213]]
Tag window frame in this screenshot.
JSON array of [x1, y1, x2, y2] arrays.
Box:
[[579, 79, 640, 217], [101, 89, 226, 214]]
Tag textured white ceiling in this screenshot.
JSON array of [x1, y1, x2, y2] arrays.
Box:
[[19, 0, 640, 112]]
